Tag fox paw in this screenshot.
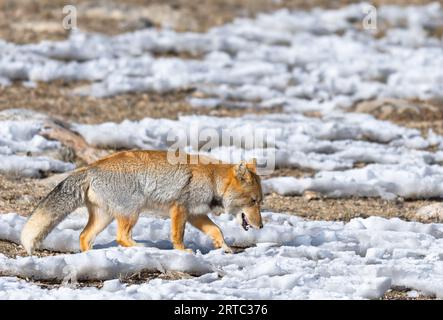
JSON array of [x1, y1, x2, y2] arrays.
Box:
[[174, 246, 194, 253]]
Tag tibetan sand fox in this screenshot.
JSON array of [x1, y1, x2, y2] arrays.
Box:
[[21, 150, 263, 255]]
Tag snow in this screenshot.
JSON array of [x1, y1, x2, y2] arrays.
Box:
[[5, 106, 443, 194], [3, 108, 443, 197], [263, 163, 443, 199], [0, 247, 212, 281], [0, 212, 443, 299], [0, 211, 443, 299], [416, 203, 443, 221], [74, 113, 443, 169], [0, 109, 74, 177], [73, 113, 443, 199], [0, 154, 74, 178], [0, 3, 442, 109]]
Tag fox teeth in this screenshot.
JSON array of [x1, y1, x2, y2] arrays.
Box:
[[241, 213, 250, 231]]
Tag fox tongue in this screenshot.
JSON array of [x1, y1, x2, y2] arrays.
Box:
[[241, 213, 250, 231]]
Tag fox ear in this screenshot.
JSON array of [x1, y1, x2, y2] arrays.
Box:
[[234, 161, 249, 180], [246, 158, 257, 174]]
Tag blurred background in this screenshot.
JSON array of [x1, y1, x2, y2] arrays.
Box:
[[1, 0, 440, 43]]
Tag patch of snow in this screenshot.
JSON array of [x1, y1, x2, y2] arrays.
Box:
[[0, 110, 74, 177], [74, 113, 443, 169], [416, 203, 443, 221], [0, 154, 74, 178], [0, 247, 212, 281], [0, 212, 443, 299], [0, 4, 442, 109], [3, 108, 442, 196], [263, 163, 443, 199], [407, 290, 419, 298]]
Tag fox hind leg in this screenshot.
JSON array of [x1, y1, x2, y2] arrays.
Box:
[[116, 214, 140, 247], [169, 204, 192, 252], [187, 215, 233, 253], [80, 205, 113, 252]]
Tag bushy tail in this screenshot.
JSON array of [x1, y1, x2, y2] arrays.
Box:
[[21, 170, 88, 255]]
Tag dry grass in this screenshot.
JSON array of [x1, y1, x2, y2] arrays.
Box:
[[352, 98, 443, 136], [0, 175, 51, 215], [0, 81, 284, 124], [0, 240, 65, 259], [382, 287, 435, 300], [263, 193, 441, 223], [0, 266, 195, 290], [267, 168, 316, 179]]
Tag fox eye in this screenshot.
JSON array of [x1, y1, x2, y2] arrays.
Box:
[[251, 197, 257, 205]]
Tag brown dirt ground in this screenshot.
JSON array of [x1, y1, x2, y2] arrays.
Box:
[[352, 98, 443, 136], [0, 175, 50, 215], [0, 240, 63, 259], [382, 287, 435, 300], [263, 193, 442, 223], [267, 167, 316, 179], [0, 81, 284, 124]]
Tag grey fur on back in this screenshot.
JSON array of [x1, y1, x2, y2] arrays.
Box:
[[86, 163, 212, 215]]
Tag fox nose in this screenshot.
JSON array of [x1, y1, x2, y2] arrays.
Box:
[[259, 223, 263, 229]]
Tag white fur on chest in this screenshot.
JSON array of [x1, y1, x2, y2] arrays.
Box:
[[188, 203, 212, 215]]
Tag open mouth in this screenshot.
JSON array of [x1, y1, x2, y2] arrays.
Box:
[[241, 213, 251, 231]]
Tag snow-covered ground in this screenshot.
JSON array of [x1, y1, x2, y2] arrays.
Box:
[[1, 3, 442, 108], [73, 113, 443, 199], [1, 211, 442, 299], [0, 109, 74, 177]]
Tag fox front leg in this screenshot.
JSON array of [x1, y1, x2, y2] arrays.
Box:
[[116, 214, 140, 247], [187, 215, 234, 253], [169, 203, 193, 253]]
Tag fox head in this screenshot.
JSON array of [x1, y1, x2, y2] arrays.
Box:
[[222, 159, 263, 230]]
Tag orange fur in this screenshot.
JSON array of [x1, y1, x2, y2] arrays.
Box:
[[80, 204, 113, 251], [169, 203, 189, 251], [188, 215, 226, 249], [116, 215, 139, 247]]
